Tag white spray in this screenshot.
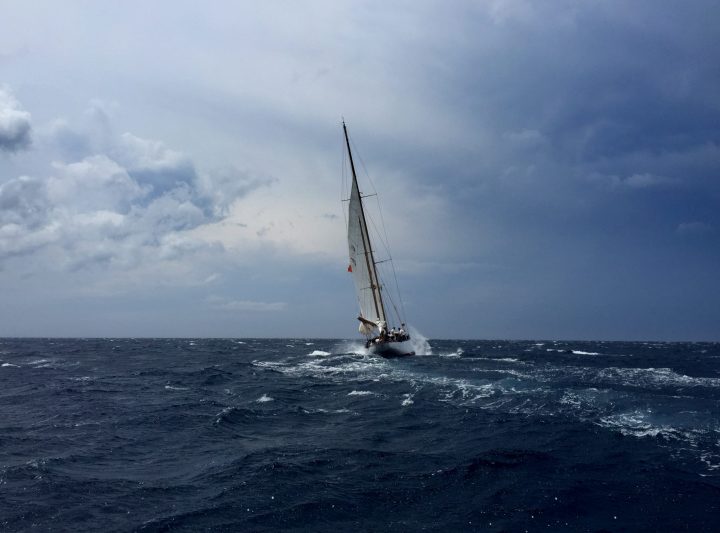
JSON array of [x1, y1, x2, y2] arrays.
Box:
[[407, 325, 433, 356]]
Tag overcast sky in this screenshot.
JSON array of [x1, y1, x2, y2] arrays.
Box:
[[1, 1, 719, 340]]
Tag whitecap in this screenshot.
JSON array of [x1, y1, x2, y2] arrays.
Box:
[[2, 362, 19, 367], [165, 385, 188, 391], [308, 350, 331, 356], [595, 366, 720, 389], [440, 348, 464, 358], [700, 452, 720, 471], [348, 390, 375, 396], [595, 410, 705, 442], [572, 350, 600, 356], [214, 406, 236, 424], [401, 393, 414, 406], [257, 394, 274, 402]]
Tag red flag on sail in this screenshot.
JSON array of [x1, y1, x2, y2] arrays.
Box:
[[347, 264, 353, 272]]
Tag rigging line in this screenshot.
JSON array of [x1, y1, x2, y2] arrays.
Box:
[[346, 133, 392, 252], [379, 265, 402, 325], [365, 175, 408, 322], [362, 174, 408, 324], [346, 134, 396, 259], [366, 212, 405, 322], [347, 132, 408, 323], [340, 126, 349, 232], [345, 124, 386, 323], [348, 134, 377, 198], [390, 256, 407, 322], [378, 261, 403, 324]]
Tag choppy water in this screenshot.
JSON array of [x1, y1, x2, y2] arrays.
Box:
[[1, 338, 719, 531]]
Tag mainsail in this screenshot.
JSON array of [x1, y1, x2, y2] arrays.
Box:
[[344, 122, 386, 334]]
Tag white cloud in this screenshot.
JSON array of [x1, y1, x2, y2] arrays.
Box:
[[587, 171, 678, 190], [623, 173, 677, 189], [206, 295, 287, 312], [113, 132, 196, 194], [47, 155, 149, 212], [0, 85, 31, 152], [0, 96, 279, 281], [676, 221, 713, 236]]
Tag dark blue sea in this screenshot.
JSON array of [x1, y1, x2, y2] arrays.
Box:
[[1, 338, 719, 532]]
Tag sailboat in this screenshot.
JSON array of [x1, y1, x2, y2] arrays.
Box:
[[342, 121, 414, 358]]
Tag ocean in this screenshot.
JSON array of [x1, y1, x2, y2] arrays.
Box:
[[0, 337, 718, 531]]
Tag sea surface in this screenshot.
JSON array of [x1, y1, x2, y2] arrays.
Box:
[[1, 337, 719, 532]]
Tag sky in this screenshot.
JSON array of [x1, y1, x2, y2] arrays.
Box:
[[1, 0, 719, 340]]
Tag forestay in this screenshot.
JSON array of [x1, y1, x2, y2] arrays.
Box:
[[345, 126, 386, 333]]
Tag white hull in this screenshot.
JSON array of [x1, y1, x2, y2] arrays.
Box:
[[368, 339, 415, 358]]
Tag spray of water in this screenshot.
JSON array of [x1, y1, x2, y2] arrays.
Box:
[[407, 325, 433, 356], [333, 326, 432, 356], [335, 340, 370, 356]]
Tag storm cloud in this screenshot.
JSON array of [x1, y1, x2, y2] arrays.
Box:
[[0, 1, 718, 339]]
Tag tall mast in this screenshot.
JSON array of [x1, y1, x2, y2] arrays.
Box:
[[343, 121, 387, 323]]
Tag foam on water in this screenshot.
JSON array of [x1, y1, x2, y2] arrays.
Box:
[[596, 409, 703, 441], [250, 342, 720, 477], [594, 366, 720, 389], [2, 338, 718, 531], [439, 349, 462, 358]]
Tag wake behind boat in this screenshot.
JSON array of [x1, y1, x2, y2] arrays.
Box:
[[342, 122, 414, 358]]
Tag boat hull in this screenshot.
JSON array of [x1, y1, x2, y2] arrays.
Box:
[[368, 339, 415, 358]]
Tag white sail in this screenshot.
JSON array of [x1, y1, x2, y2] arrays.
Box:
[[348, 172, 386, 329]]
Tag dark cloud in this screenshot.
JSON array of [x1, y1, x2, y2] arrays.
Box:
[[0, 86, 32, 152], [196, 165, 276, 216], [1, 2, 719, 338]]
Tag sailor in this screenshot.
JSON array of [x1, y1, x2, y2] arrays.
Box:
[[390, 327, 396, 340], [399, 324, 406, 339]]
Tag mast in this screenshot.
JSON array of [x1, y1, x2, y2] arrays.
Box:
[[343, 121, 387, 323]]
